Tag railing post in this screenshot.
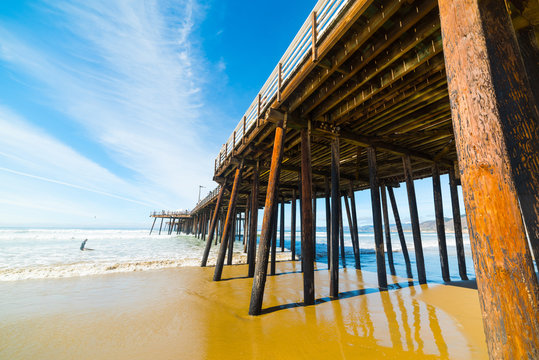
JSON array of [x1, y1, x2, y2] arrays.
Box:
[[257, 94, 261, 127], [242, 116, 246, 144], [278, 62, 282, 103], [311, 11, 318, 62], [233, 131, 236, 151]]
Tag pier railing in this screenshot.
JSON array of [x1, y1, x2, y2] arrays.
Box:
[[191, 186, 221, 213], [151, 210, 190, 217], [214, 0, 352, 173]]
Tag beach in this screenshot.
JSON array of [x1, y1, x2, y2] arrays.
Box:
[[0, 259, 487, 359]]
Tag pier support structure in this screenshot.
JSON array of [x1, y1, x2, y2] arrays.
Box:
[[330, 137, 340, 298], [249, 115, 286, 315], [201, 183, 226, 267], [439, 0, 539, 357], [301, 127, 315, 305], [247, 163, 259, 277]]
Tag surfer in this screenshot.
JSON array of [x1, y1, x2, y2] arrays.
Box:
[[80, 239, 88, 251]]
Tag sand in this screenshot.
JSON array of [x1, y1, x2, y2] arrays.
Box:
[[0, 261, 487, 359]]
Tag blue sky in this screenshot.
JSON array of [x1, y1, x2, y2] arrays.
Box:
[[0, 0, 463, 228]]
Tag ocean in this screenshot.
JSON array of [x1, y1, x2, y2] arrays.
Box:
[[0, 228, 475, 282]]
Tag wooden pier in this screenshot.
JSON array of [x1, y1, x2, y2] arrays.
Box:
[[154, 0, 539, 358]]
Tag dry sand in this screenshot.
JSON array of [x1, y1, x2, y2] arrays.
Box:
[[0, 261, 487, 359]]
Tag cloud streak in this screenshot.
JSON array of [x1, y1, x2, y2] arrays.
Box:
[[0, 0, 217, 216]]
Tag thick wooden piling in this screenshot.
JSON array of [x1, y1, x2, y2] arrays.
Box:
[[448, 169, 468, 280], [343, 193, 360, 269], [213, 164, 243, 281], [439, 0, 539, 356], [432, 164, 450, 282], [158, 218, 163, 235], [312, 194, 317, 262], [201, 184, 226, 267], [380, 184, 396, 275], [301, 127, 315, 305], [291, 189, 297, 261], [387, 186, 413, 278], [403, 154, 426, 284], [247, 165, 259, 277], [249, 117, 286, 316], [280, 197, 285, 252], [348, 182, 361, 268], [330, 137, 340, 298], [367, 147, 387, 289]]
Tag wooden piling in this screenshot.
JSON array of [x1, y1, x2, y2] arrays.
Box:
[[380, 185, 396, 275], [439, 0, 539, 356], [312, 194, 317, 262], [158, 218, 163, 235], [338, 200, 346, 268], [387, 186, 413, 278], [149, 217, 156, 235], [247, 164, 259, 277], [249, 117, 286, 316], [227, 208, 236, 266], [448, 168, 468, 280], [367, 147, 387, 289], [201, 184, 226, 267], [271, 204, 277, 276], [403, 154, 426, 284], [324, 177, 331, 269], [301, 127, 315, 305], [330, 137, 340, 298], [244, 195, 250, 253], [343, 193, 359, 269], [213, 164, 243, 281], [432, 164, 450, 282], [291, 189, 297, 261], [280, 197, 285, 252], [348, 183, 361, 269]]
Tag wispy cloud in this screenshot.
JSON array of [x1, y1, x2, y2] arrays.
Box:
[[0, 0, 217, 219]]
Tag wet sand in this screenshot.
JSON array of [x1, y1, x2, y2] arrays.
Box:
[[0, 261, 487, 359]]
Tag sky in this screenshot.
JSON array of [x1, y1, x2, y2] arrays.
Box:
[[0, 0, 464, 228]]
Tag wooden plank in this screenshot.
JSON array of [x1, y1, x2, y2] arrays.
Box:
[[403, 154, 426, 284], [432, 164, 450, 282], [367, 147, 388, 289], [380, 184, 396, 275], [213, 164, 243, 281], [439, 1, 539, 355], [201, 184, 226, 267], [330, 137, 340, 298], [301, 128, 315, 305], [249, 118, 287, 316]]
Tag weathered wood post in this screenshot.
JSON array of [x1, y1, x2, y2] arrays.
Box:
[[448, 168, 468, 280], [291, 189, 297, 261], [343, 193, 360, 269], [432, 164, 450, 282], [201, 184, 227, 267], [280, 197, 285, 252], [158, 218, 164, 235], [439, 0, 539, 357], [301, 127, 315, 305], [247, 163, 259, 277], [348, 182, 361, 268], [330, 137, 340, 298], [367, 147, 387, 289], [149, 217, 156, 235], [249, 115, 286, 315], [387, 186, 413, 278], [213, 163, 243, 281], [380, 185, 396, 276], [227, 208, 237, 265], [403, 154, 426, 284], [324, 177, 331, 268], [338, 201, 346, 268], [270, 203, 277, 276]]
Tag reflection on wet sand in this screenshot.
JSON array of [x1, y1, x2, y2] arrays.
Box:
[[0, 261, 487, 359]]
